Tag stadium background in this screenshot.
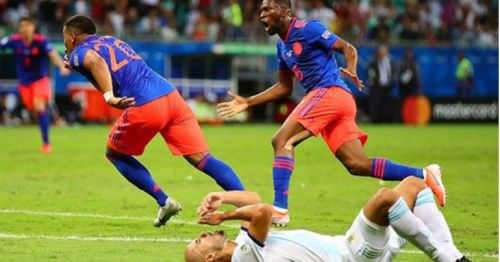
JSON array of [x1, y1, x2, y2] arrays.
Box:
[[0, 0, 498, 124], [0, 0, 498, 262]]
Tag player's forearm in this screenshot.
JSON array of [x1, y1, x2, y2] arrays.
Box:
[[220, 191, 261, 208], [343, 43, 358, 73], [49, 50, 66, 70], [218, 204, 272, 244], [246, 83, 292, 106], [221, 204, 272, 222]]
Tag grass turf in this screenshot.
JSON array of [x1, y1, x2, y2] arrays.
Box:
[[0, 124, 497, 261]]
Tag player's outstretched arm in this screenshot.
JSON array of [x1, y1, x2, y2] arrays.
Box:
[[83, 50, 135, 109], [197, 191, 261, 216], [217, 71, 294, 118], [333, 39, 364, 91], [198, 203, 273, 245], [197, 191, 261, 229], [48, 50, 71, 76]]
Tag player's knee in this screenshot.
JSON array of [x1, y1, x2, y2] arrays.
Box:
[[271, 134, 286, 150], [32, 100, 46, 113], [185, 152, 208, 166], [402, 176, 427, 190], [33, 106, 46, 114], [374, 188, 399, 209], [105, 147, 126, 161], [257, 204, 273, 220], [105, 153, 114, 162]]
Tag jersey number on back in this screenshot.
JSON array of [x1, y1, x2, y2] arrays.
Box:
[[93, 40, 141, 72]]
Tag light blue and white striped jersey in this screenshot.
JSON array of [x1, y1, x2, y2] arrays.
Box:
[[232, 229, 348, 262]]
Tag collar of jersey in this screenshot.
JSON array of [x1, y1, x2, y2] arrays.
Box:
[[282, 18, 297, 43], [80, 35, 99, 46]]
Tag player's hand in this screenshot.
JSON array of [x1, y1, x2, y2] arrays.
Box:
[[107, 96, 136, 109], [63, 54, 78, 73], [216, 91, 248, 118], [340, 68, 364, 91], [63, 54, 70, 65], [59, 67, 71, 76], [198, 212, 225, 226], [197, 192, 224, 216], [63, 61, 78, 73]]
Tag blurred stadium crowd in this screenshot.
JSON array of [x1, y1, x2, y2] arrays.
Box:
[[0, 0, 497, 125], [0, 0, 498, 46]]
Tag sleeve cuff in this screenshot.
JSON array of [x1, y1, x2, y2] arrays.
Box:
[[330, 38, 340, 49], [248, 232, 265, 248]]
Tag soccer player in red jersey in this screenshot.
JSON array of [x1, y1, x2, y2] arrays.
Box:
[[62, 15, 245, 227], [217, 0, 446, 226], [0, 17, 70, 153]]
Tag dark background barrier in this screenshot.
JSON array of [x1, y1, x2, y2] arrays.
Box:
[[0, 42, 498, 123]]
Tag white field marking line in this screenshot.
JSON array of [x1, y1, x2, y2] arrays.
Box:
[[0, 233, 497, 259], [0, 233, 192, 243], [0, 209, 240, 229], [399, 249, 499, 259]]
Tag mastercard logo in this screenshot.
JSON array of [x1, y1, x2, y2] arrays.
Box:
[[402, 96, 431, 125]]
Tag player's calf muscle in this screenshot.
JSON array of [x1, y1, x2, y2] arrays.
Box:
[[342, 158, 371, 176]]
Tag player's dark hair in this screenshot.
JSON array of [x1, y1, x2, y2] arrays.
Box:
[[273, 0, 292, 10], [63, 15, 97, 35], [19, 16, 36, 25]]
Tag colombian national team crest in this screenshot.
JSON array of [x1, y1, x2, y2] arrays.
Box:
[[293, 42, 302, 56]]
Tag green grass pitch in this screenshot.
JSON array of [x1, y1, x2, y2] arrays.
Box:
[[0, 124, 497, 261]]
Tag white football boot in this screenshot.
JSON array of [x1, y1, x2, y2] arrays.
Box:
[[271, 209, 290, 227], [153, 197, 182, 227]]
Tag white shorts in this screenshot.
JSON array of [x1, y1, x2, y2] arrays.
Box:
[[342, 209, 406, 262]]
